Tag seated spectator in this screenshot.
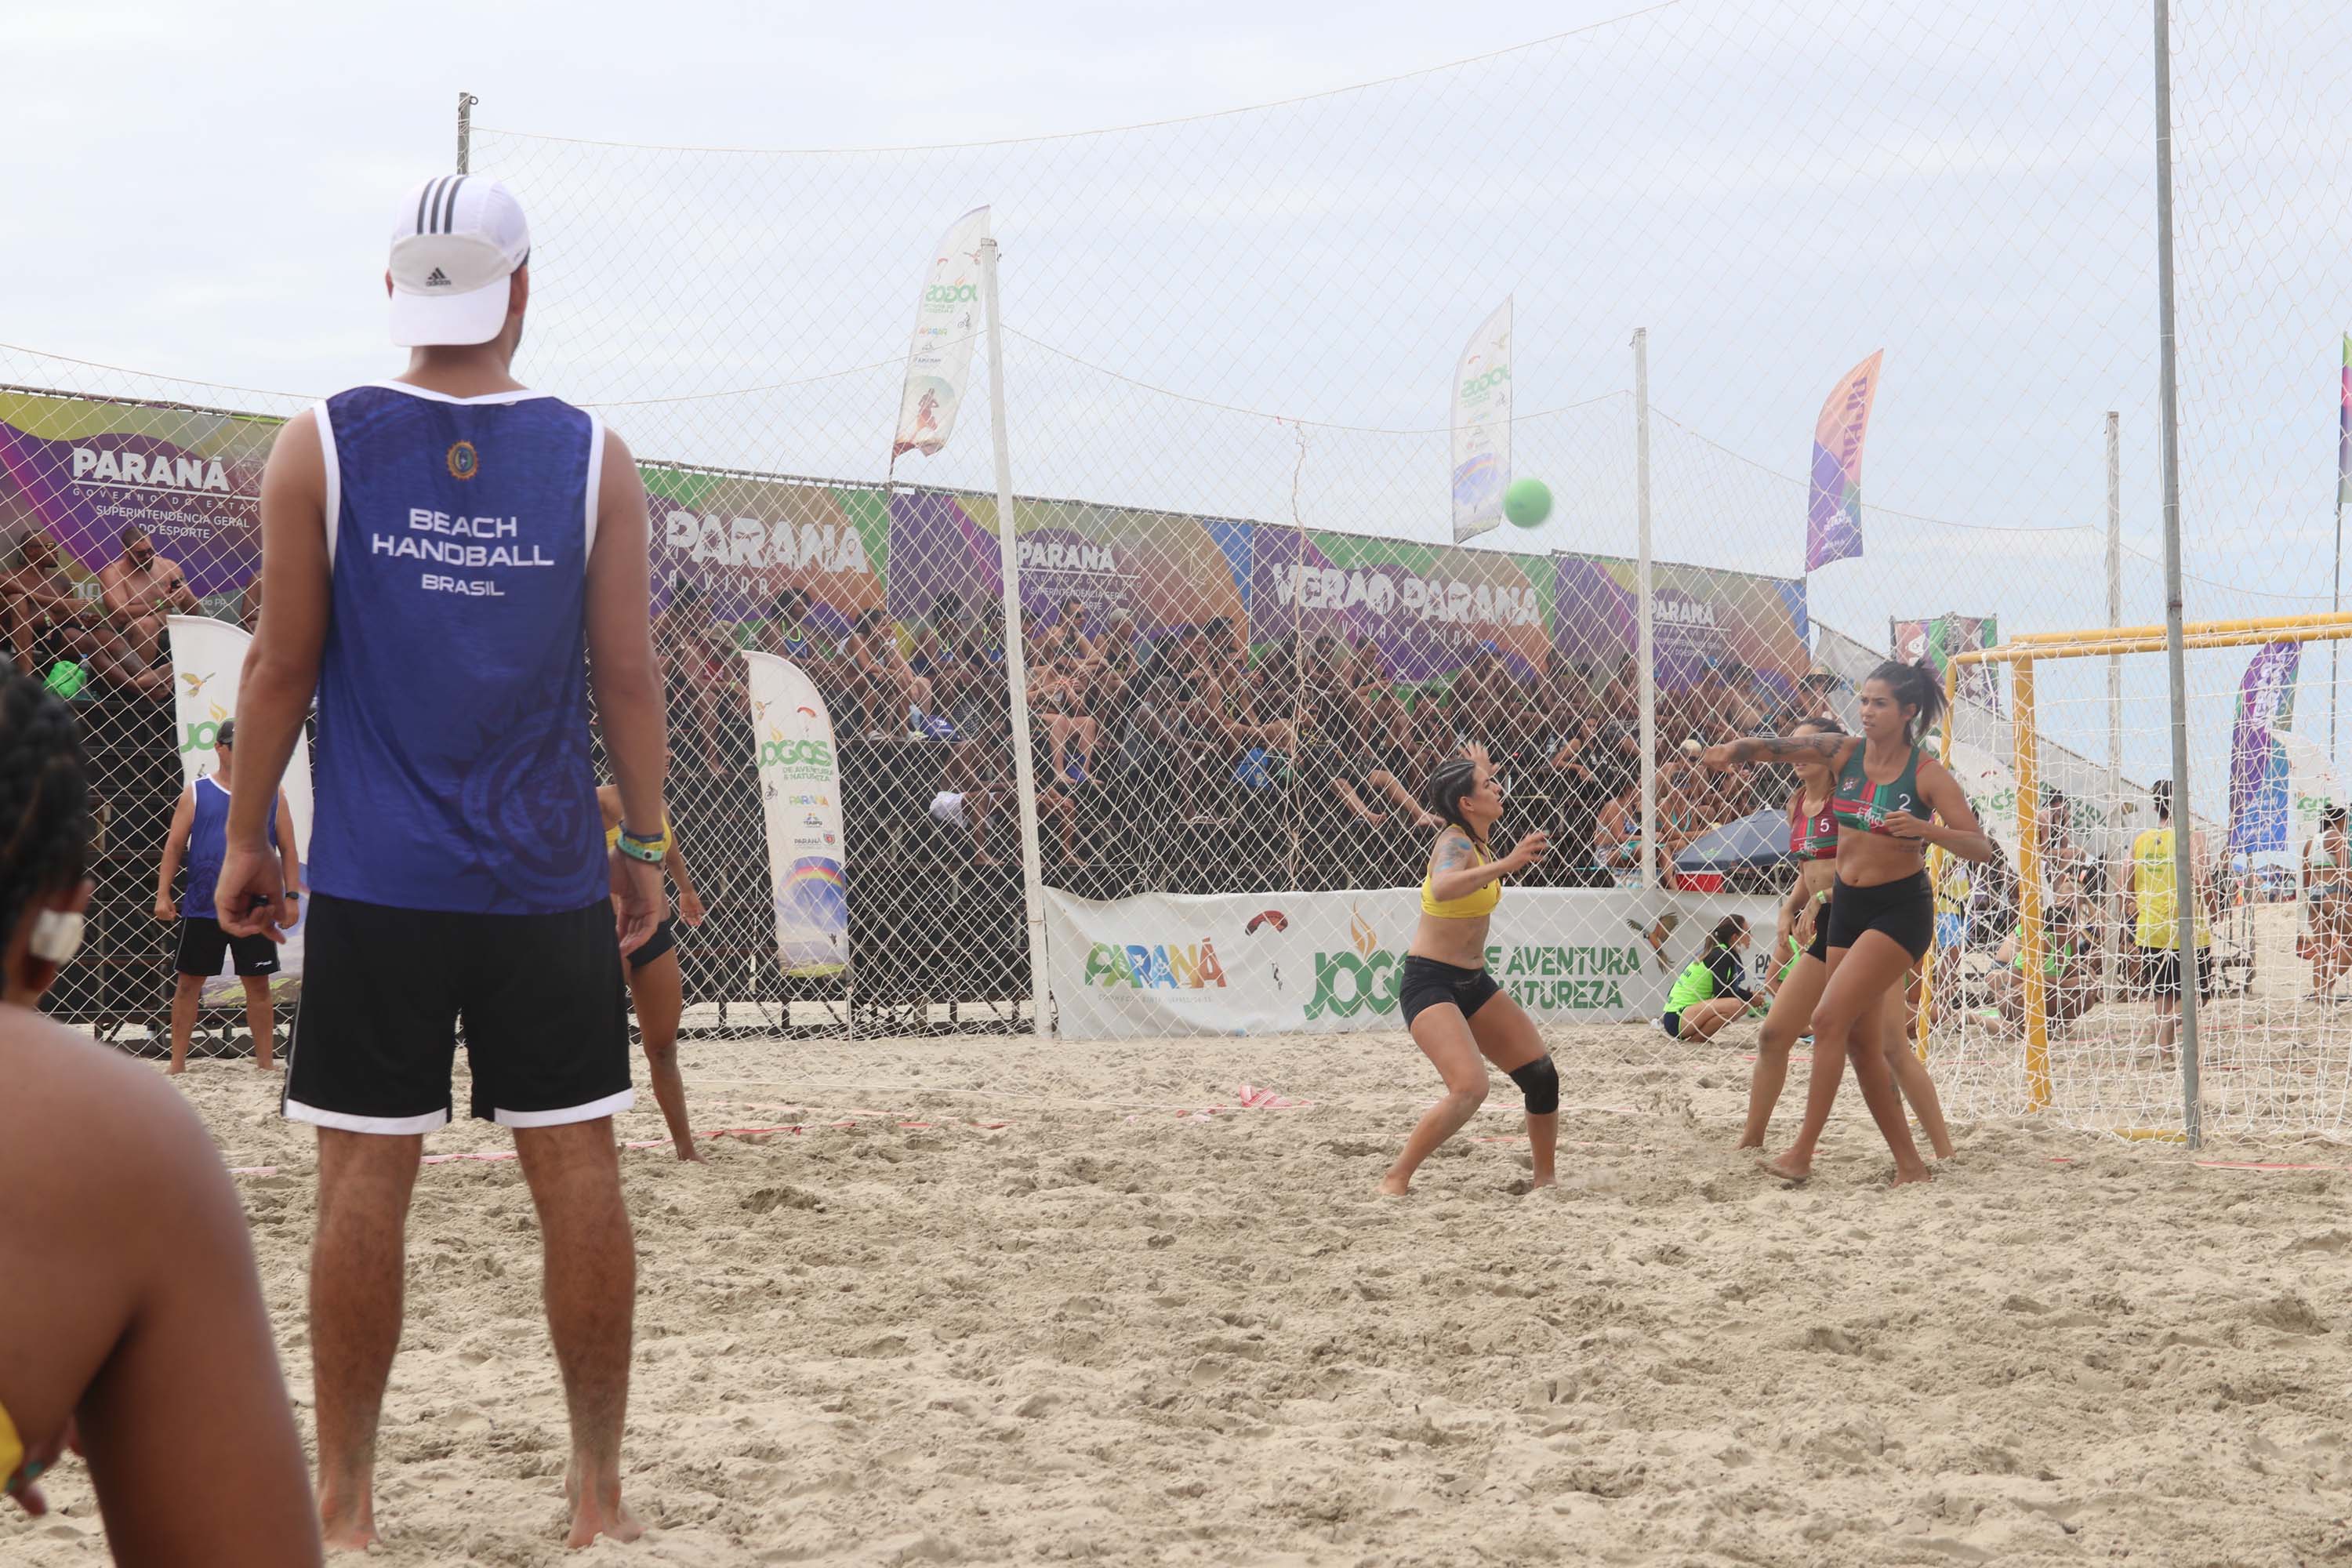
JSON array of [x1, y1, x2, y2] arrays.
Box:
[[97, 524, 201, 676], [3, 533, 169, 695], [1990, 902, 2098, 1033]]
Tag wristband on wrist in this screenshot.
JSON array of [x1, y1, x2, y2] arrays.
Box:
[[617, 825, 671, 863]]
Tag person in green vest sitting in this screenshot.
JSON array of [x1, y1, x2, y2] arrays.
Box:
[[1662, 914, 1759, 1043]]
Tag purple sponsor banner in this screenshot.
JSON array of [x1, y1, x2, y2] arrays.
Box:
[[1806, 351, 1882, 572], [0, 394, 272, 597], [1246, 528, 1552, 683], [1552, 554, 1809, 695], [2227, 640, 2301, 857]]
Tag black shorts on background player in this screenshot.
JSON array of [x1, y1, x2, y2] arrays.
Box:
[[283, 893, 630, 1133], [629, 918, 676, 971], [175, 915, 282, 978], [1824, 870, 1934, 961]]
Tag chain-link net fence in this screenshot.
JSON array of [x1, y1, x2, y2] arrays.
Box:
[[6, 2, 2350, 1129]]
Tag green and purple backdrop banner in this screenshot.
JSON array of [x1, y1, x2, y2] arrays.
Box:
[[0, 387, 1808, 685]]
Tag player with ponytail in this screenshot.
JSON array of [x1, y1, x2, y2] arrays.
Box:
[[1381, 746, 1559, 1196], [1700, 660, 1994, 1184]]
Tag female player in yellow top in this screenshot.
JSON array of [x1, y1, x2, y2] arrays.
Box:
[[1380, 747, 1557, 1196]]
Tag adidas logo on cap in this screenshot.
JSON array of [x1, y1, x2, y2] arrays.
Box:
[[387, 174, 532, 347]]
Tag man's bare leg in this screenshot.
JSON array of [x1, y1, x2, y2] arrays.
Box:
[[627, 954, 701, 1161], [310, 1128, 424, 1551], [512, 1118, 642, 1548], [242, 974, 278, 1069], [167, 972, 201, 1074]]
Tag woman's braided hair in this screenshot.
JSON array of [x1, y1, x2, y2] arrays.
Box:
[[0, 662, 93, 953]]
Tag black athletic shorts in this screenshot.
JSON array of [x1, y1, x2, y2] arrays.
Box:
[[1824, 870, 1934, 962], [1399, 954, 1501, 1026], [174, 914, 281, 978], [283, 893, 631, 1134], [629, 918, 677, 971], [2139, 946, 2211, 999]]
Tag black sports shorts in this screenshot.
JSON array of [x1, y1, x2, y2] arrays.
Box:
[[1399, 954, 1502, 1026], [283, 893, 631, 1134], [628, 918, 677, 971], [174, 914, 281, 978], [1824, 870, 1934, 962]]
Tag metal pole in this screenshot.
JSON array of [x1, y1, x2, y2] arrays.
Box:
[[2106, 412, 2125, 1004], [1634, 328, 1657, 891], [2333, 496, 2342, 767], [979, 238, 1052, 1036], [456, 92, 477, 174], [2014, 658, 2053, 1111], [2152, 0, 2201, 1148]]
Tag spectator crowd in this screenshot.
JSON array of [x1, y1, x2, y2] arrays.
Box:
[[649, 579, 1844, 885]]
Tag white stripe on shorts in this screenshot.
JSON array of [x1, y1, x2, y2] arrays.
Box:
[[283, 1099, 451, 1135], [492, 1087, 634, 1130]]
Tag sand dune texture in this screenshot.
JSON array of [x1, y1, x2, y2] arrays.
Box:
[[8, 1025, 2352, 1566]]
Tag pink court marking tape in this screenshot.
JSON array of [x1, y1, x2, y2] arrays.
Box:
[[227, 1085, 1312, 1178]]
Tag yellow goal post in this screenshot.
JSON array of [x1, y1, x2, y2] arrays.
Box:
[[1918, 612, 2352, 1138]]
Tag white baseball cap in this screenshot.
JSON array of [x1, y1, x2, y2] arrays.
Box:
[[387, 175, 530, 347]]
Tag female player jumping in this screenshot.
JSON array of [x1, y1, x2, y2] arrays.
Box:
[[1380, 747, 1558, 1196], [1702, 662, 1994, 1184], [597, 786, 707, 1161], [1739, 717, 1956, 1159]]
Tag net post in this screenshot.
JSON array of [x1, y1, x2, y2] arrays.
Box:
[[1633, 328, 1656, 891], [456, 92, 477, 174], [1917, 659, 1960, 1063], [2014, 655, 2052, 1111], [978, 237, 1052, 1036], [2152, 0, 2202, 1149], [2105, 411, 2124, 1005]]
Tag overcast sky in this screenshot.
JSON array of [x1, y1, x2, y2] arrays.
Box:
[[10, 0, 2350, 804]]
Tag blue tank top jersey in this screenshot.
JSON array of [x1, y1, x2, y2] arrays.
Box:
[[308, 383, 608, 916], [182, 775, 278, 920]]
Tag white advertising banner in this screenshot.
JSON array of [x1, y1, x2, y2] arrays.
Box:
[[1047, 885, 1782, 1040], [891, 205, 992, 460], [165, 614, 311, 1001], [1941, 739, 2020, 860], [1449, 297, 1512, 541], [744, 651, 849, 977]]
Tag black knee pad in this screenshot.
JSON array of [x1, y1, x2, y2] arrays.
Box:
[[1507, 1054, 1560, 1116]]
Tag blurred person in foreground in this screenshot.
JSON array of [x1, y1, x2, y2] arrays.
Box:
[[0, 663, 320, 1563], [216, 176, 666, 1550]]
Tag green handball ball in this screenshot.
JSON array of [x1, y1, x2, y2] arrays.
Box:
[[1504, 477, 1552, 528]]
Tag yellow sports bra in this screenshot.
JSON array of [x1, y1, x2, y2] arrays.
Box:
[[1421, 837, 1501, 919]]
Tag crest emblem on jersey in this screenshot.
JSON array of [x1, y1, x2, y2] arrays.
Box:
[[445, 440, 480, 481]]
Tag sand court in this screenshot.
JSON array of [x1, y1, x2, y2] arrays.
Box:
[[9, 1023, 2352, 1566]]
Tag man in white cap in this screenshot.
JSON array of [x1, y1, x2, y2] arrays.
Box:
[[216, 174, 668, 1549]]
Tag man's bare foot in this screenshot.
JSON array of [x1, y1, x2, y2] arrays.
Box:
[[1377, 1171, 1412, 1196], [1527, 1173, 1556, 1190], [318, 1496, 378, 1553], [1759, 1151, 1810, 1182], [565, 1465, 644, 1548], [164, 1062, 186, 1076], [1890, 1162, 1934, 1187], [673, 1143, 706, 1163], [256, 1058, 280, 1072]]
